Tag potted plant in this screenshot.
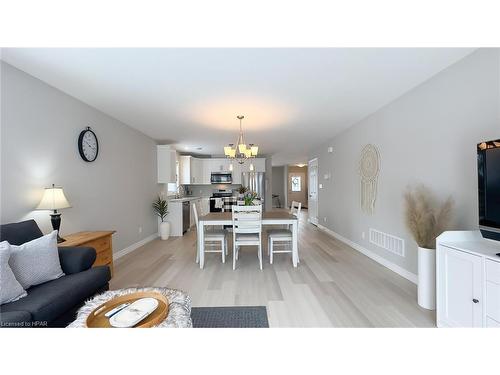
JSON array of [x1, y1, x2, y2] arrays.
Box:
[[243, 191, 258, 206], [404, 185, 453, 310], [153, 194, 170, 240]]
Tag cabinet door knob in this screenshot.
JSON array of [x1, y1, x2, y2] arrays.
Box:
[[472, 299, 479, 304]]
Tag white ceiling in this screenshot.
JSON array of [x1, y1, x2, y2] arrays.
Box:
[[2, 48, 474, 165]]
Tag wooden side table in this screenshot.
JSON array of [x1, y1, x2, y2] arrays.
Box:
[[60, 231, 116, 276]]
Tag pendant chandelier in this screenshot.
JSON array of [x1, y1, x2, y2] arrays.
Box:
[[224, 115, 258, 165]]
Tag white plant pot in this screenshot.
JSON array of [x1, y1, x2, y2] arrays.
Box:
[[159, 221, 170, 240], [418, 246, 436, 310]]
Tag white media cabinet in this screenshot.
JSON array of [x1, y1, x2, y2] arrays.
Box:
[[436, 231, 500, 327]]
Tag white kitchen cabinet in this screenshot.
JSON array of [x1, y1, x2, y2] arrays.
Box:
[[164, 201, 183, 237], [191, 158, 203, 184], [157, 145, 177, 183], [179, 156, 266, 185], [179, 156, 203, 185], [239, 158, 266, 173], [179, 155, 191, 185], [231, 162, 242, 184], [201, 159, 212, 184], [437, 231, 500, 328], [209, 158, 231, 172]]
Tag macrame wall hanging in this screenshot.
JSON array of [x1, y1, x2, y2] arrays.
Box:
[[359, 144, 380, 215]]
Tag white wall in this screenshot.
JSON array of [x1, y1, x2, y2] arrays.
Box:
[[1, 62, 160, 252], [310, 49, 500, 275]]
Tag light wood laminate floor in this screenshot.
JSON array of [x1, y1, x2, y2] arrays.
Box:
[[111, 210, 435, 327]]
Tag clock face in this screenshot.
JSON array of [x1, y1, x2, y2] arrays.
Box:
[[78, 128, 99, 162]]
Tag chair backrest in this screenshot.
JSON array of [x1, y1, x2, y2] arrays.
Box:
[[231, 205, 262, 234], [290, 201, 302, 218], [192, 202, 199, 230]]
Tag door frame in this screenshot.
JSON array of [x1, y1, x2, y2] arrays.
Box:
[[308, 158, 319, 225]]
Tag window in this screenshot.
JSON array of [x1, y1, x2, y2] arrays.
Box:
[[291, 176, 301, 192]]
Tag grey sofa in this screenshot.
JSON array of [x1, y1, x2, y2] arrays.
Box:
[[0, 220, 111, 327]]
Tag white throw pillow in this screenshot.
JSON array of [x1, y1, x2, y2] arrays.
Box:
[[0, 241, 27, 304], [9, 230, 65, 289]]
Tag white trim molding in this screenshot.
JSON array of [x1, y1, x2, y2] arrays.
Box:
[[113, 233, 158, 261], [317, 224, 418, 284]]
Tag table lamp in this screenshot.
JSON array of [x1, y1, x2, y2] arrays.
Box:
[[36, 184, 71, 243]]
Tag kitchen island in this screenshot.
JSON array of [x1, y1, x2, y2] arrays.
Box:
[[163, 196, 210, 236]]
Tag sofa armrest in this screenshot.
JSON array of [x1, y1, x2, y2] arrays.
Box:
[[57, 246, 96, 274]]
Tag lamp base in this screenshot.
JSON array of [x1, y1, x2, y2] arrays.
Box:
[[50, 212, 66, 243]]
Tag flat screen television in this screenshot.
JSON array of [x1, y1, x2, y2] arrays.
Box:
[[478, 139, 500, 241]]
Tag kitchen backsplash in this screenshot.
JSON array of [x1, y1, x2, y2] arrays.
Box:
[[183, 184, 242, 197]]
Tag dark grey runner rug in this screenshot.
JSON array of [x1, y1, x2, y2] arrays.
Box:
[[191, 306, 269, 328]]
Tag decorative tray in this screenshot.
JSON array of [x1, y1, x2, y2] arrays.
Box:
[[86, 291, 169, 328]]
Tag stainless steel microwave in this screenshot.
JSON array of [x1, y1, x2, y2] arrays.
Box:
[[211, 172, 232, 184]]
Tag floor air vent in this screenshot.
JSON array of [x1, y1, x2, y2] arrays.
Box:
[[369, 228, 405, 257]]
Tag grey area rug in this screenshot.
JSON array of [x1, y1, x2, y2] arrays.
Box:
[[191, 306, 269, 328]]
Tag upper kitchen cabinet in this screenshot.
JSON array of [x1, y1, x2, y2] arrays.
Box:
[[201, 159, 212, 184], [231, 161, 242, 184], [191, 157, 203, 184], [179, 156, 266, 185], [239, 158, 266, 173], [157, 145, 177, 183], [210, 158, 231, 172], [179, 155, 203, 184]]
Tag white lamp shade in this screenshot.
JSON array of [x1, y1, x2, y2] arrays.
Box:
[[36, 186, 71, 210], [250, 145, 259, 156], [238, 143, 247, 153]]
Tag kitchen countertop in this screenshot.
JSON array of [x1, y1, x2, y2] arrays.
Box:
[[168, 196, 206, 202]]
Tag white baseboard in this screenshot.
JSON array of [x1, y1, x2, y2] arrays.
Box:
[[317, 224, 418, 284], [113, 233, 158, 260]]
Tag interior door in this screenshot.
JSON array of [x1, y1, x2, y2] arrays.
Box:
[[308, 158, 319, 225], [288, 172, 307, 207], [440, 246, 483, 327]]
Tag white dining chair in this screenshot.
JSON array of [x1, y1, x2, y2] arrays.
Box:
[[289, 200, 302, 218], [231, 205, 263, 270], [267, 201, 301, 264], [193, 203, 228, 267]]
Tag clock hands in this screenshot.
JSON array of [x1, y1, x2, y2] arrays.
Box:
[[84, 140, 96, 150]]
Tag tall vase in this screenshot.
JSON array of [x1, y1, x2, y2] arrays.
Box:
[[418, 246, 436, 310], [159, 221, 170, 240]]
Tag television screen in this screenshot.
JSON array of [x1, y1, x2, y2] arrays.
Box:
[[478, 140, 500, 237]]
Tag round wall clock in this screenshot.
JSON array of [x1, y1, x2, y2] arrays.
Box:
[[78, 126, 99, 162]]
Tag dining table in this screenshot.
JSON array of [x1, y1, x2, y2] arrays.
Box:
[[196, 211, 299, 269]]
